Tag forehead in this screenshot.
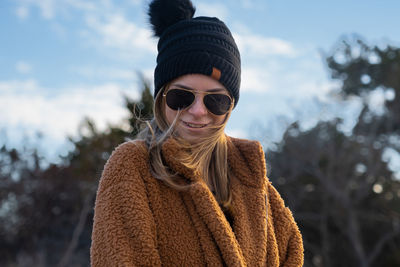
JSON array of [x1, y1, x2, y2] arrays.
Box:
[[169, 74, 227, 93]]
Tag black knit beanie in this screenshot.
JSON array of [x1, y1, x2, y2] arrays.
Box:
[[148, 0, 241, 107]]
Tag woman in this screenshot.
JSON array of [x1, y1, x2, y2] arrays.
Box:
[[90, 0, 304, 266]]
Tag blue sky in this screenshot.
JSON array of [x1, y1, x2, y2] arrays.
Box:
[[1, 0, 400, 162]]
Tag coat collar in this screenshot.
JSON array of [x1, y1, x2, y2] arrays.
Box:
[[161, 136, 267, 188], [161, 136, 268, 266], [226, 136, 267, 188], [161, 137, 200, 183]]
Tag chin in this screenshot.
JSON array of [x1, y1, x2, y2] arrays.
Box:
[[179, 133, 201, 144], [177, 130, 207, 144]]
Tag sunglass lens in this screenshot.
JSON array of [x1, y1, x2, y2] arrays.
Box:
[[165, 89, 195, 110], [204, 94, 231, 115]]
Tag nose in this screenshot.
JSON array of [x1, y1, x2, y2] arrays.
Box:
[[187, 94, 208, 116]]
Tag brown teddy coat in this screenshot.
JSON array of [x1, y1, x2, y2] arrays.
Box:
[[91, 136, 304, 266]]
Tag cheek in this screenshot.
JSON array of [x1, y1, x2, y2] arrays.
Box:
[[214, 113, 228, 125], [165, 104, 177, 125]]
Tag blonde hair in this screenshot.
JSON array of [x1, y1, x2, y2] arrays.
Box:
[[138, 85, 233, 208]]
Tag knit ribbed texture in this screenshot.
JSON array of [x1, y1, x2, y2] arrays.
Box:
[[154, 17, 241, 107]]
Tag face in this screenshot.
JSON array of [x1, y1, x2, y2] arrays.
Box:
[[164, 74, 231, 144]]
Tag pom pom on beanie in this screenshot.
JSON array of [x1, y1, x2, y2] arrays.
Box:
[[148, 0, 196, 37]]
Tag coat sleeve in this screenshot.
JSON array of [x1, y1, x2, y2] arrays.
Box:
[[90, 142, 162, 267], [267, 183, 304, 267], [281, 211, 304, 267]]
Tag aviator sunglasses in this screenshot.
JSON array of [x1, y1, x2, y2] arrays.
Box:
[[163, 87, 233, 116]]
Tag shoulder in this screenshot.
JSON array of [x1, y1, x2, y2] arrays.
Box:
[[227, 136, 266, 188], [227, 135, 263, 151], [98, 139, 149, 193], [112, 139, 147, 160], [105, 139, 148, 171]]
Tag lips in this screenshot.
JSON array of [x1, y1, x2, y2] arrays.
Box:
[[182, 121, 208, 128]]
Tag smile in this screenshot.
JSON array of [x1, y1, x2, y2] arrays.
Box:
[[182, 121, 208, 128]]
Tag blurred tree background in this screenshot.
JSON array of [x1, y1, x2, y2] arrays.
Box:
[[0, 78, 154, 267], [268, 38, 400, 267], [1, 38, 400, 266]]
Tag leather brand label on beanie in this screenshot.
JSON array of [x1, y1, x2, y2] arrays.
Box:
[[211, 67, 221, 81]]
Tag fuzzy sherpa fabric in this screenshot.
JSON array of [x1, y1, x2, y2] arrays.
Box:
[[90, 136, 304, 266]]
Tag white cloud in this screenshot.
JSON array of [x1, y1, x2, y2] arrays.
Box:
[[14, 0, 156, 61], [84, 13, 157, 57], [15, 0, 92, 20], [240, 0, 255, 9], [196, 2, 229, 21], [15, 5, 29, 19], [235, 38, 337, 100], [37, 0, 55, 19], [239, 49, 338, 102], [225, 127, 248, 139], [15, 61, 32, 74], [293, 78, 337, 99], [16, 0, 56, 20], [234, 33, 296, 57], [65, 0, 97, 12], [143, 68, 155, 84], [127, 0, 142, 5], [0, 79, 38, 93], [0, 79, 140, 143], [73, 66, 137, 80], [50, 22, 68, 39], [241, 67, 274, 93]]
